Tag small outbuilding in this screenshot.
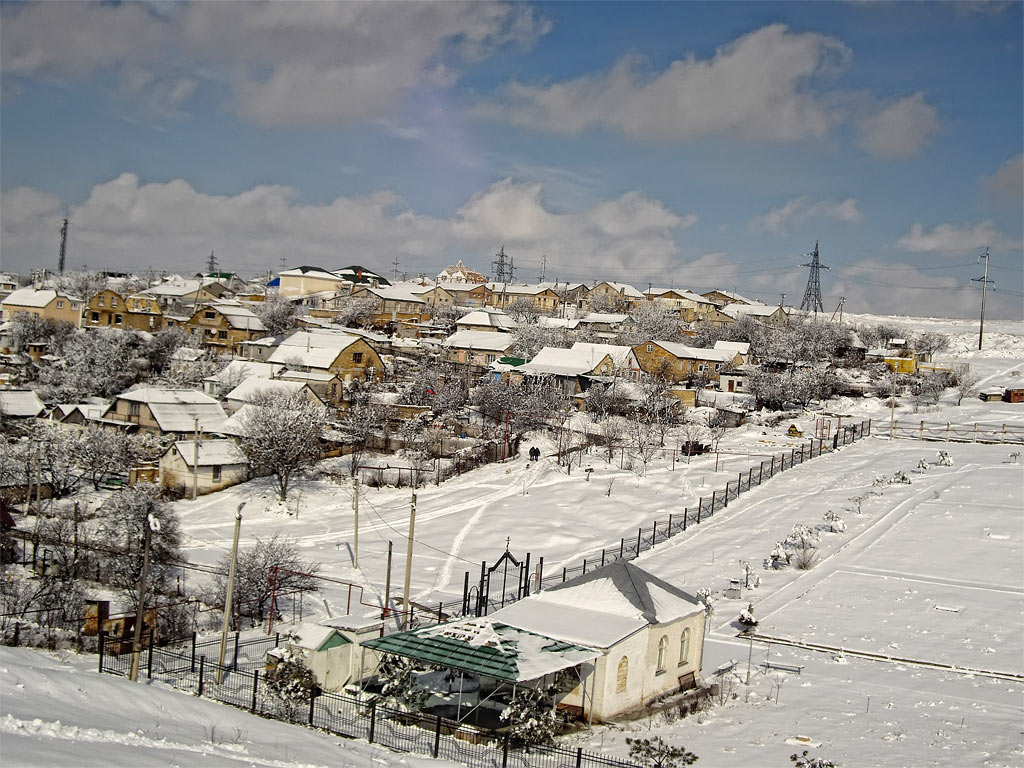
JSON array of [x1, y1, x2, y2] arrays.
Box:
[[159, 439, 248, 496]]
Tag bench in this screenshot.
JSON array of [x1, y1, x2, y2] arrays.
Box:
[[761, 661, 804, 675]]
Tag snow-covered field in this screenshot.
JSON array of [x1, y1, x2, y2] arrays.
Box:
[[3, 313, 1023, 767]]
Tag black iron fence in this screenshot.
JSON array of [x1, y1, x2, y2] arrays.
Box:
[[99, 631, 634, 768]]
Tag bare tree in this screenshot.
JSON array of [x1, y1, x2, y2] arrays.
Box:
[[953, 364, 979, 406], [239, 390, 328, 500], [600, 416, 629, 462], [254, 296, 297, 335]]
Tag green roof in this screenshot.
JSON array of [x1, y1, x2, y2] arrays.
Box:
[[362, 619, 599, 682]]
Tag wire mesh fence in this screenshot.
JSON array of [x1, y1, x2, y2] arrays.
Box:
[[888, 420, 1024, 444], [98, 631, 635, 768]]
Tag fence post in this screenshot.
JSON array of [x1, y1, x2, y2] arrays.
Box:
[[98, 630, 106, 673], [147, 626, 154, 679], [697, 499, 702, 524], [601, 549, 606, 566], [308, 690, 317, 725], [197, 655, 205, 697], [867, 419, 872, 436], [974, 423, 978, 442], [723, 484, 728, 507], [576, 747, 583, 768], [668, 513, 673, 535], [920, 420, 924, 439], [562, 567, 567, 582], [190, 631, 196, 673], [432, 715, 442, 758], [251, 670, 259, 712], [636, 527, 642, 555], [619, 538, 624, 558], [233, 631, 240, 670], [683, 508, 688, 531], [711, 490, 717, 514], [368, 701, 377, 743], [502, 734, 510, 768], [770, 456, 775, 476]]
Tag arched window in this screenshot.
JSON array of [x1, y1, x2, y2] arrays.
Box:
[[679, 628, 690, 666], [616, 656, 629, 693], [656, 636, 669, 673]]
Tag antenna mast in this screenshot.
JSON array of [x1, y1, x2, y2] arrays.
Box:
[[799, 241, 829, 315], [57, 217, 69, 275], [492, 245, 514, 283]]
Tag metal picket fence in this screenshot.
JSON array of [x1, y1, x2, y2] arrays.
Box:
[[98, 632, 635, 768], [534, 420, 872, 592]]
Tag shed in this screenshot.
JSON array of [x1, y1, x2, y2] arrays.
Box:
[[159, 439, 248, 495]]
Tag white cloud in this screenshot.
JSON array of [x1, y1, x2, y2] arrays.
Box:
[[475, 24, 851, 141], [855, 93, 939, 159], [751, 196, 862, 234], [0, 1, 550, 125], [983, 153, 1023, 200], [0, 174, 694, 279], [896, 221, 1016, 253]]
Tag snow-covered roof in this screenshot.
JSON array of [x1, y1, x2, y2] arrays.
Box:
[[0, 390, 45, 417], [205, 360, 282, 385], [572, 312, 629, 326], [117, 388, 218, 405], [277, 370, 337, 383], [705, 289, 755, 305], [646, 341, 734, 364], [2, 288, 63, 308], [359, 285, 426, 304], [146, 280, 202, 298], [443, 330, 516, 352], [267, 331, 360, 368], [520, 342, 634, 377], [171, 439, 247, 467], [456, 308, 517, 331], [365, 617, 600, 683], [224, 378, 311, 404], [284, 623, 348, 653], [279, 266, 348, 282], [493, 560, 703, 649], [484, 283, 552, 295], [722, 303, 786, 319], [714, 340, 751, 355], [149, 402, 227, 433], [209, 304, 266, 331]]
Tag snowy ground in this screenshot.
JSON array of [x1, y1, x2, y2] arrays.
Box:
[[4, 313, 1022, 767], [0, 646, 458, 768]]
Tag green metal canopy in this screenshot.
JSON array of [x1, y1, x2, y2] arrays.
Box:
[[363, 618, 599, 683]]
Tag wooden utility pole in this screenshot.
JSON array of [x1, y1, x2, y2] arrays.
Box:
[[402, 493, 416, 628], [129, 517, 157, 682], [352, 478, 359, 569], [216, 503, 245, 684], [889, 367, 898, 439]]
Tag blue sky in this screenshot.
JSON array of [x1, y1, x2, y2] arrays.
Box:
[[1, 0, 1021, 318]]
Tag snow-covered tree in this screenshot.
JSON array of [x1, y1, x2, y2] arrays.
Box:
[[8, 314, 76, 357], [912, 331, 948, 359], [618, 302, 685, 346], [95, 484, 182, 604], [238, 390, 327, 500], [37, 329, 150, 401], [266, 646, 318, 722], [329, 296, 378, 328], [212, 534, 320, 625], [55, 270, 108, 302], [254, 296, 297, 335], [500, 685, 558, 747], [506, 296, 542, 324], [626, 736, 699, 768], [952, 364, 979, 406], [511, 324, 572, 359], [29, 422, 84, 499], [374, 654, 427, 712], [599, 415, 630, 461]]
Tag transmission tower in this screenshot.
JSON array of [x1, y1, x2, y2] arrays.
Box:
[[207, 251, 218, 275], [492, 245, 514, 283], [799, 241, 829, 314], [57, 217, 69, 275]]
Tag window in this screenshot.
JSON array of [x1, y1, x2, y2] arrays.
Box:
[[211, 465, 222, 482], [616, 657, 629, 693], [218, 330, 228, 340], [646, 344, 654, 353], [98, 296, 104, 306], [91, 312, 99, 322], [697, 364, 707, 373], [57, 301, 64, 309], [352, 352, 364, 364], [204, 310, 216, 319], [714, 363, 722, 372], [111, 298, 118, 308], [114, 314, 123, 325], [656, 636, 669, 674], [679, 628, 690, 666], [129, 403, 140, 417]]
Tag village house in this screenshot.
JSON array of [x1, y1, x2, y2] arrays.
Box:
[[721, 302, 789, 328], [185, 302, 267, 353], [485, 284, 560, 315], [701, 289, 755, 308], [714, 340, 752, 365], [101, 388, 228, 439], [276, 266, 350, 298], [276, 369, 345, 406], [437, 259, 487, 284], [568, 312, 630, 339], [1, 288, 84, 327], [516, 342, 639, 395], [455, 307, 517, 333], [84, 289, 164, 331], [643, 289, 718, 322], [348, 285, 429, 328], [145, 277, 229, 310], [443, 330, 517, 371], [692, 307, 735, 330], [267, 330, 385, 382], [631, 340, 741, 384], [159, 439, 248, 496], [364, 561, 705, 724], [585, 282, 644, 312], [0, 389, 46, 422], [222, 377, 326, 414], [540, 281, 590, 311], [201, 360, 284, 398]]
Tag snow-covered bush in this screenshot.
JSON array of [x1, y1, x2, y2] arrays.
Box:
[[266, 646, 318, 723], [916, 458, 929, 471], [888, 471, 911, 485], [500, 686, 558, 747], [374, 654, 427, 713], [792, 541, 820, 570], [937, 451, 954, 467], [785, 524, 819, 549], [768, 542, 791, 569], [738, 603, 758, 629], [791, 750, 838, 768], [822, 510, 846, 533]]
